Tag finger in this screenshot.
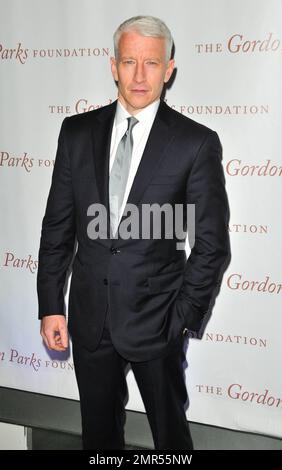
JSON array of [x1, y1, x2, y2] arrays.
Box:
[[59, 325, 68, 348], [40, 328, 51, 350], [48, 336, 66, 351], [54, 334, 67, 349], [41, 323, 67, 351], [44, 328, 62, 350]]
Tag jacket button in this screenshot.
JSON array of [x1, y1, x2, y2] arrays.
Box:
[[111, 247, 120, 255], [103, 278, 108, 285]]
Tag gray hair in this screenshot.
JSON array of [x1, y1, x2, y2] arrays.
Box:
[[113, 15, 173, 63]]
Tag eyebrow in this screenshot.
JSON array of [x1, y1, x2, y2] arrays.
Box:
[[120, 56, 162, 62]]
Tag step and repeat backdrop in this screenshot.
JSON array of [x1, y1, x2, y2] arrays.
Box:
[[1, 0, 281, 438]]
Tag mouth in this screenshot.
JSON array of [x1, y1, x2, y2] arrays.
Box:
[[130, 89, 149, 95]]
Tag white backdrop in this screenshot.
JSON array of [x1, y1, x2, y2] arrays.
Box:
[[1, 0, 282, 438]]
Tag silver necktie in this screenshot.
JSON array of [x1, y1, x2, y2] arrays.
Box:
[[109, 116, 138, 237]]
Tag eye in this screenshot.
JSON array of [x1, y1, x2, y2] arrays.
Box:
[[146, 61, 158, 65], [123, 60, 135, 65]]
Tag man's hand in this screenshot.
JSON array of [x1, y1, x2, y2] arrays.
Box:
[[40, 315, 68, 351]]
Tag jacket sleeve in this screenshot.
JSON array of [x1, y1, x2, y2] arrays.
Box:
[[37, 117, 76, 319], [176, 130, 230, 332]]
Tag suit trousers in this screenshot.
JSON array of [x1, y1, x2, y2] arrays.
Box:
[[72, 304, 194, 450]]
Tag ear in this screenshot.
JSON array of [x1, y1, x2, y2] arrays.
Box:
[[164, 59, 175, 83], [110, 57, 118, 82]]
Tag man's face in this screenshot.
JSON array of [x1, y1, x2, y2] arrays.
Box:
[[110, 31, 174, 115]]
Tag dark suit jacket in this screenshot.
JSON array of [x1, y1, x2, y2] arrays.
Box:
[[37, 99, 229, 362]]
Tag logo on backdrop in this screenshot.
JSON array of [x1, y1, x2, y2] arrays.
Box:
[[228, 224, 268, 235], [195, 383, 282, 409], [0, 151, 54, 171], [2, 252, 38, 273], [226, 273, 282, 294], [47, 98, 270, 116], [195, 32, 281, 54], [226, 159, 282, 177], [0, 348, 73, 373], [165, 102, 269, 116], [0, 42, 110, 64], [204, 332, 267, 348]]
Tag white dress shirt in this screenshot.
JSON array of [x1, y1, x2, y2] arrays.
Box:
[[109, 98, 160, 227]]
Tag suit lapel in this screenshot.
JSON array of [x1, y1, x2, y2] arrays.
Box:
[[91, 101, 116, 239], [122, 100, 175, 211], [91, 100, 175, 242]]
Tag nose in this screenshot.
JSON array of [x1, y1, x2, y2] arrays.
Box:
[[134, 62, 146, 83]]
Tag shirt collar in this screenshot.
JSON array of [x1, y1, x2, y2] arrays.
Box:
[[115, 98, 160, 127]]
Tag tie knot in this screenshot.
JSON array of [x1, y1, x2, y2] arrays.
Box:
[[126, 116, 138, 134]]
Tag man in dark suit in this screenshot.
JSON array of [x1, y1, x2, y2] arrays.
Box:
[[37, 15, 229, 450]]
